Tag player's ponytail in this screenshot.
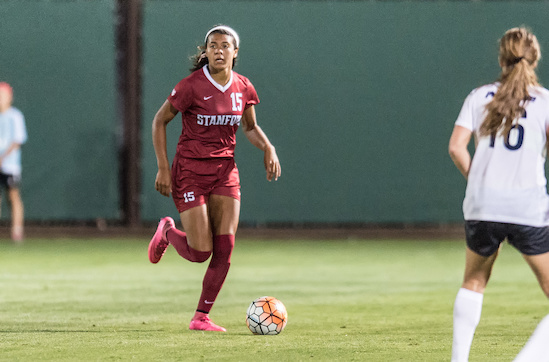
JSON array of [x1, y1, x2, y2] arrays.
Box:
[[481, 28, 541, 137], [190, 47, 208, 72]]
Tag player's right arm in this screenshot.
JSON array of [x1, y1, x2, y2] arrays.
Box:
[[449, 125, 473, 180], [152, 100, 178, 197]]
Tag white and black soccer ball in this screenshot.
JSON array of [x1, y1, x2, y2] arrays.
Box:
[[246, 296, 288, 335]]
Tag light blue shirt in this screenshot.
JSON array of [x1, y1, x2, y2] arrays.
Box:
[[0, 107, 27, 176]]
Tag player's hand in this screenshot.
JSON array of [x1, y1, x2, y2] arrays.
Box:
[[264, 145, 281, 182], [155, 168, 172, 197]]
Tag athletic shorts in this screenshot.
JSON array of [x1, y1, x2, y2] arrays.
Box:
[[0, 172, 21, 190], [465, 220, 549, 256], [171, 156, 241, 213]]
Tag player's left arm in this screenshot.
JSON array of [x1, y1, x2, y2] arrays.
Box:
[[449, 125, 473, 179], [0, 112, 27, 165], [0, 143, 21, 165], [241, 105, 281, 181]]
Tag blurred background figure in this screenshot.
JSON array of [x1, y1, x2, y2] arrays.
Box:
[[0, 82, 28, 241]]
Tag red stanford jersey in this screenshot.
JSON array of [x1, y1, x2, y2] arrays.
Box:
[[168, 65, 259, 159]]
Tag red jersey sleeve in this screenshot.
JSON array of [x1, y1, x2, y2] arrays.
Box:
[[168, 78, 193, 113], [243, 77, 259, 110]]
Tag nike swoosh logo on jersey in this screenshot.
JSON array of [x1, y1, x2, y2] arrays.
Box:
[[204, 96, 213, 100], [204, 300, 215, 304]]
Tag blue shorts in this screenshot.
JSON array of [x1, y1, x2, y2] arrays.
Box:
[[465, 220, 549, 256], [0, 172, 21, 190]]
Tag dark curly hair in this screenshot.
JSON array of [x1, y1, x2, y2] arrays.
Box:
[[189, 27, 238, 72]]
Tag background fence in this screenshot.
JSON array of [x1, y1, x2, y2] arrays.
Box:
[[2, 0, 549, 225]]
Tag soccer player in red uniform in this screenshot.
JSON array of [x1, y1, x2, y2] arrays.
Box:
[[148, 25, 281, 332]]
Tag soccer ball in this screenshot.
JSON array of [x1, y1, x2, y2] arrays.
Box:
[[246, 296, 288, 335]]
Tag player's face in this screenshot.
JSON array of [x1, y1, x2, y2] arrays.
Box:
[[205, 33, 238, 71], [0, 88, 13, 112]]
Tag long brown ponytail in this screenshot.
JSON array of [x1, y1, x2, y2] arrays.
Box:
[[481, 28, 541, 137]]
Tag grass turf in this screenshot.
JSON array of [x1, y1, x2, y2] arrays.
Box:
[[0, 236, 546, 361]]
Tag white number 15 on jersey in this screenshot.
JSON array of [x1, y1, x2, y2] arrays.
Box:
[[230, 92, 242, 111]]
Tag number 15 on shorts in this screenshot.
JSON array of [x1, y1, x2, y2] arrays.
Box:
[[184, 192, 195, 203]]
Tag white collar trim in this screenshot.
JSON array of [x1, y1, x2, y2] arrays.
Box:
[[203, 65, 233, 92]]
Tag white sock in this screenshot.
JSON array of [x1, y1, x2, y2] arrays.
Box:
[[514, 314, 549, 362], [452, 288, 484, 362]]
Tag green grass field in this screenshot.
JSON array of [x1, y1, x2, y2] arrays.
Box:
[[0, 235, 546, 361]]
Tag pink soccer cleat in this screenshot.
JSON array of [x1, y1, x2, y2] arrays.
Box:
[[189, 315, 227, 332], [148, 217, 175, 264]]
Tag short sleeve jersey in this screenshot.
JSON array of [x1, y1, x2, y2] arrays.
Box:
[[0, 107, 27, 176], [455, 83, 549, 226], [168, 65, 259, 159]]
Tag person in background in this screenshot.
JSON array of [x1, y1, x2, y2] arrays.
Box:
[[448, 27, 549, 361], [148, 25, 281, 332], [0, 82, 27, 242]]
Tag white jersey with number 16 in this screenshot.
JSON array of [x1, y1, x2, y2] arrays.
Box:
[[455, 83, 549, 226]]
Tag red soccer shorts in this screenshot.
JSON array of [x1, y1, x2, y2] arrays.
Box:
[[171, 156, 241, 213]]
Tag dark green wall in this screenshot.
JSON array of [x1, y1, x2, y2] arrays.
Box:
[[142, 1, 549, 224], [0, 0, 119, 220], [3, 1, 549, 224]]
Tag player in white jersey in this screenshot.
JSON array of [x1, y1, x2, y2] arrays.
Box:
[[0, 82, 27, 242], [449, 28, 549, 362]]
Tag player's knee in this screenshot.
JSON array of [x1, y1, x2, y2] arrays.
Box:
[[211, 235, 235, 264], [188, 249, 212, 263]]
